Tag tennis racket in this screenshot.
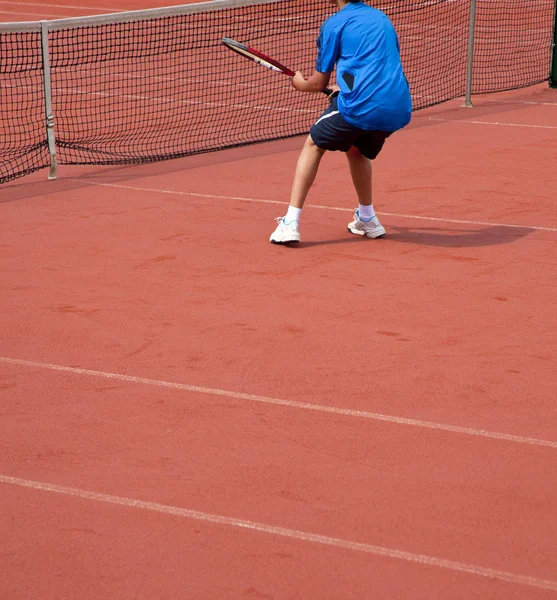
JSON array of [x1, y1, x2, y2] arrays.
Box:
[[222, 38, 332, 96]]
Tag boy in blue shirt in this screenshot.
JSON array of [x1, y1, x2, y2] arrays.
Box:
[[270, 0, 411, 244]]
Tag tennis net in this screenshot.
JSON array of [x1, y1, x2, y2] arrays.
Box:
[[1, 0, 555, 184]]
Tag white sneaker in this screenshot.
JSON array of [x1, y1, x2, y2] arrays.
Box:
[[270, 217, 301, 244], [347, 210, 386, 238]]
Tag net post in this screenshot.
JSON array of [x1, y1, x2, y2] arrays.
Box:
[[462, 0, 477, 107], [40, 21, 58, 180], [550, 0, 557, 88]]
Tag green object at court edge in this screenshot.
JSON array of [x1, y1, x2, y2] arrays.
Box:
[[551, 0, 557, 87]]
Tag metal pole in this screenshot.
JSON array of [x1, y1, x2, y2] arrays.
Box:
[[40, 21, 58, 179], [462, 0, 477, 107], [550, 0, 557, 88]]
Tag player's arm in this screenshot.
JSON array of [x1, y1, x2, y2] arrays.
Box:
[[291, 70, 331, 93]]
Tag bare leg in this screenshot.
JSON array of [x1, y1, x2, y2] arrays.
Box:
[[346, 145, 372, 206], [345, 146, 385, 238], [269, 136, 326, 243], [289, 135, 326, 208]]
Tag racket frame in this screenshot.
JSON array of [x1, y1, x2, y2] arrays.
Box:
[[222, 37, 333, 96], [222, 37, 295, 77]]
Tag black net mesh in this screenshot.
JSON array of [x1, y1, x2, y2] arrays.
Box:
[[472, 0, 556, 93], [0, 31, 49, 184], [392, 0, 470, 110], [49, 3, 332, 166], [1, 0, 555, 183]]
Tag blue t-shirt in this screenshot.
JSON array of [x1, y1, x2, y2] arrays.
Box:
[[316, 2, 411, 132]]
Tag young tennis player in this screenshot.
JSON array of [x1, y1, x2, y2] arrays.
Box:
[[270, 0, 411, 244]]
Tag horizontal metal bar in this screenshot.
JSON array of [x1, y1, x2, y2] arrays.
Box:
[[0, 0, 282, 32], [0, 21, 42, 33]]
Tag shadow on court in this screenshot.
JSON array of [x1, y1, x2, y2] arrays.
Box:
[[381, 224, 535, 247], [298, 225, 535, 248]]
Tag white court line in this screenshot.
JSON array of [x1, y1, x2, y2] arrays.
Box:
[[76, 180, 557, 234], [0, 9, 69, 17], [485, 100, 557, 107], [2, 357, 557, 450], [2, 474, 557, 592], [0, 1, 123, 11], [422, 116, 557, 130], [6, 85, 315, 117], [3, 74, 255, 93]]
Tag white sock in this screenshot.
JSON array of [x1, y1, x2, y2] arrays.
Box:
[[285, 206, 302, 224], [358, 204, 376, 221]]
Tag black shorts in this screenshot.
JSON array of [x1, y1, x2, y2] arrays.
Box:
[[309, 94, 392, 160]]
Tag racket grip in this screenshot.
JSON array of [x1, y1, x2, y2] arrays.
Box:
[[323, 88, 333, 96]]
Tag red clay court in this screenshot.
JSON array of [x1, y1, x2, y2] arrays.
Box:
[[1, 1, 557, 598]]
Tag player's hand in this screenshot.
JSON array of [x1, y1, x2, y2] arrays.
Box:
[[290, 71, 306, 91]]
